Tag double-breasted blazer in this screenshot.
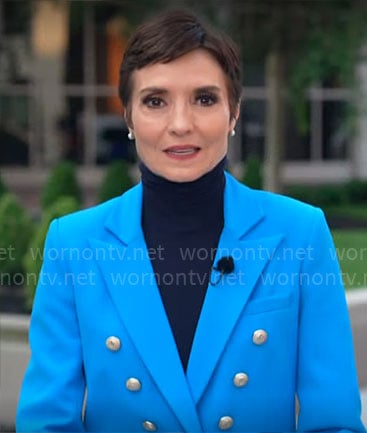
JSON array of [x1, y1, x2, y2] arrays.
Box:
[[16, 172, 365, 432]]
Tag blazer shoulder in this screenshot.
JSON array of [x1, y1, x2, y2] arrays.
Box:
[[257, 189, 328, 240]]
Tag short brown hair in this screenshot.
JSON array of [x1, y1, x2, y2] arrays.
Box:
[[119, 9, 242, 123]]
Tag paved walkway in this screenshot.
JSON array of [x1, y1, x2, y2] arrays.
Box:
[[346, 287, 367, 306], [347, 289, 367, 426], [362, 388, 367, 425]]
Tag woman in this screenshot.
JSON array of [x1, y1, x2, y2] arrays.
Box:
[[16, 9, 365, 433]]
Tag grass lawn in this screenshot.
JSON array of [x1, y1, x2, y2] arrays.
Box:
[[331, 229, 367, 289]]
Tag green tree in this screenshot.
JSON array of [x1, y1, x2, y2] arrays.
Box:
[[242, 155, 263, 190], [98, 160, 134, 203], [231, 0, 367, 192], [0, 194, 34, 277], [23, 196, 80, 309], [41, 161, 82, 210]]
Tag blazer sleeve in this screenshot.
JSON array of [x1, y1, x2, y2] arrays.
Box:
[[296, 208, 365, 432], [16, 219, 86, 432]]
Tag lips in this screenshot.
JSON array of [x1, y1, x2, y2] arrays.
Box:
[[164, 145, 200, 156]]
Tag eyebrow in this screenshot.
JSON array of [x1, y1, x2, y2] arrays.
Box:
[[139, 87, 167, 96], [195, 86, 222, 93], [138, 85, 222, 95]]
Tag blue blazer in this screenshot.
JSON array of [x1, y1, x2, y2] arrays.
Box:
[[16, 173, 365, 432]]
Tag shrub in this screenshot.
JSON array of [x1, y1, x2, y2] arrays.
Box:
[[0, 193, 34, 278], [286, 185, 318, 205], [41, 161, 82, 210], [23, 196, 80, 309], [286, 184, 346, 207], [242, 155, 263, 190], [98, 159, 134, 203], [316, 185, 347, 207], [344, 180, 367, 203], [0, 171, 7, 197]]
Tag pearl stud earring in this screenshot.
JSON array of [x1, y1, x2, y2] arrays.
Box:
[[230, 129, 236, 137], [127, 131, 134, 140]]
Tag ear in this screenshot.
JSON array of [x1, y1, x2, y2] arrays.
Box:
[[229, 103, 240, 131], [124, 107, 133, 130]]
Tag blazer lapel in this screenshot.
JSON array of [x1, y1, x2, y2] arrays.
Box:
[[89, 185, 202, 433], [187, 174, 284, 404]]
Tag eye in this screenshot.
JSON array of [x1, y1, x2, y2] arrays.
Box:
[[196, 93, 218, 106], [142, 96, 165, 108]]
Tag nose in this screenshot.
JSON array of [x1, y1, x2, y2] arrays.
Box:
[[167, 101, 193, 136]]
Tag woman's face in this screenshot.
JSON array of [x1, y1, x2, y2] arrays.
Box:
[[128, 49, 239, 182]]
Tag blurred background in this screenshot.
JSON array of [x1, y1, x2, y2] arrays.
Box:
[[1, 0, 367, 430], [1, 0, 367, 198]]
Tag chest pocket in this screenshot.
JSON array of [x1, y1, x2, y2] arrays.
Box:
[[245, 292, 294, 315]]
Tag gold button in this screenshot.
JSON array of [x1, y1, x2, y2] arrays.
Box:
[[126, 377, 142, 391], [142, 420, 157, 431], [252, 329, 268, 345], [218, 416, 234, 430], [105, 336, 121, 351], [233, 372, 249, 387]]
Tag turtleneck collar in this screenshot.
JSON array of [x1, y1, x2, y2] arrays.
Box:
[[140, 157, 226, 232], [140, 157, 226, 204]]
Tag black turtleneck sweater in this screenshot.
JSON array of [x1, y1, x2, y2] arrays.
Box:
[[141, 159, 225, 371]]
